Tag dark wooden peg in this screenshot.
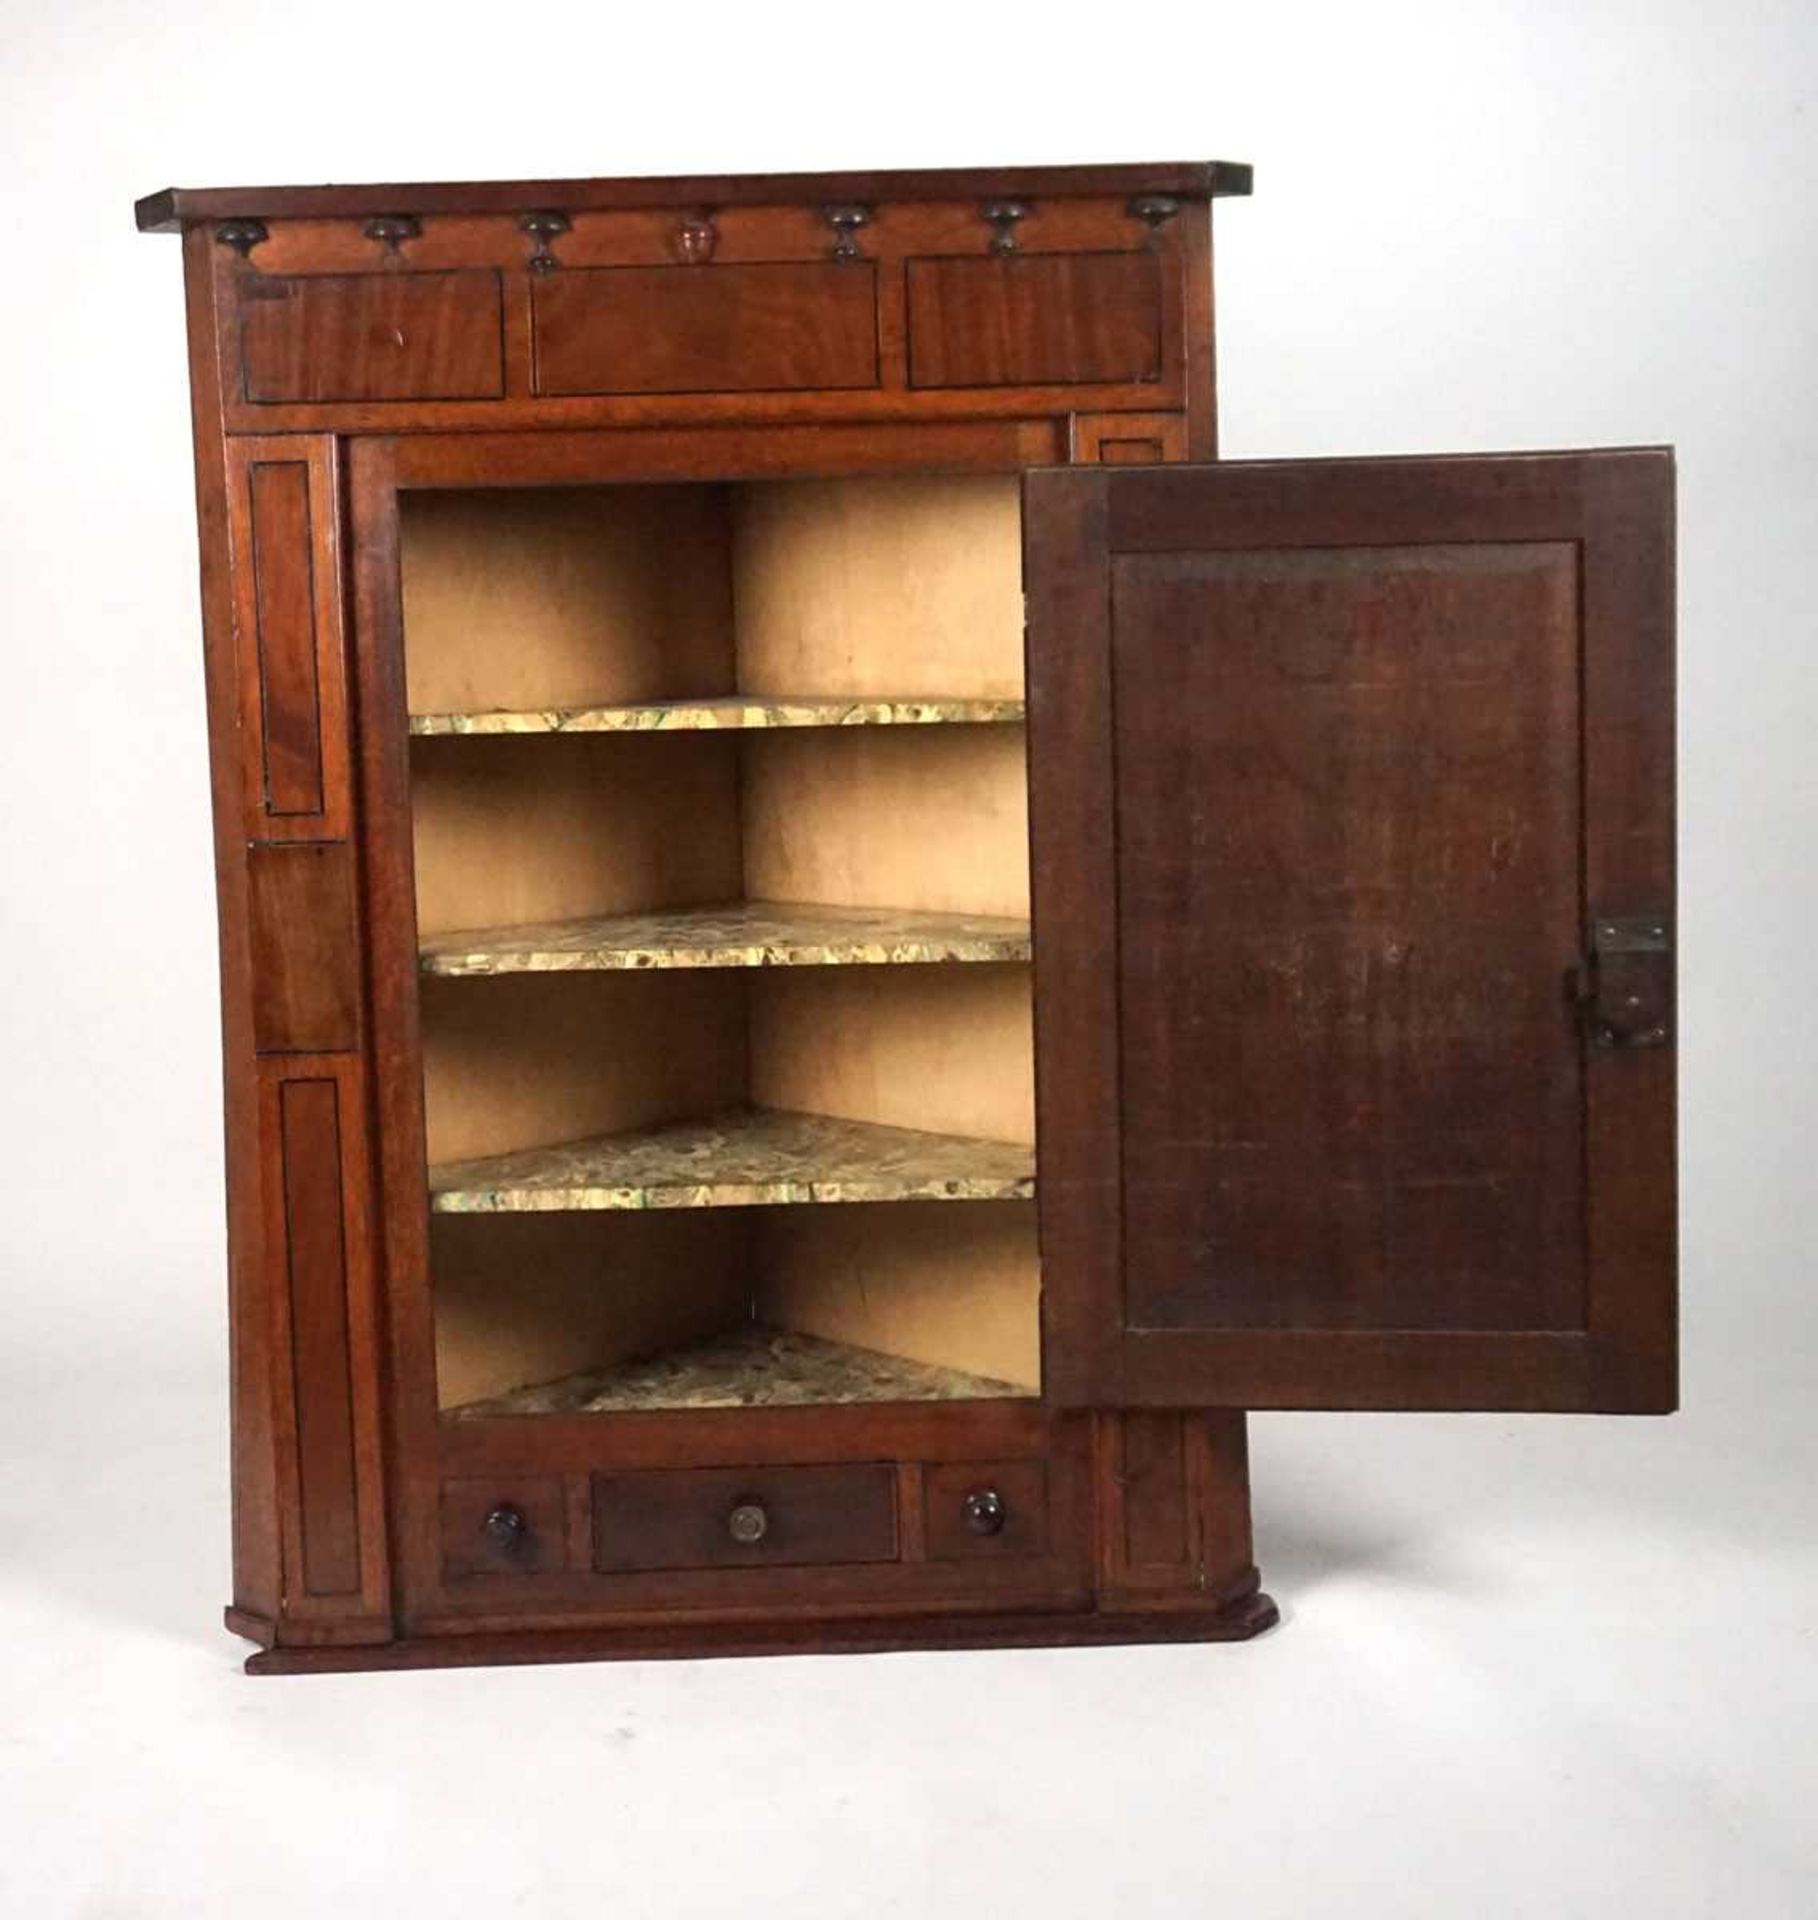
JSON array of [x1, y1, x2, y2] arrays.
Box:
[[520, 210, 571, 275], [1127, 194, 1182, 236], [482, 1504, 528, 1548], [214, 218, 268, 259], [962, 1488, 1007, 1536], [364, 214, 422, 258], [980, 200, 1031, 256], [677, 211, 718, 265], [821, 204, 872, 262]]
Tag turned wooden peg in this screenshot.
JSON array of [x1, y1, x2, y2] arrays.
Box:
[[821, 204, 872, 262], [1127, 193, 1182, 236], [364, 214, 422, 260], [214, 218, 268, 259], [677, 210, 719, 264], [980, 199, 1031, 255], [520, 210, 571, 275]]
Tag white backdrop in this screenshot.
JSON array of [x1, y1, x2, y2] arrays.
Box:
[[3, 2, 1814, 1914]]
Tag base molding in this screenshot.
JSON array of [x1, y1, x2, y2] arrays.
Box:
[[244, 1586, 1279, 1673]]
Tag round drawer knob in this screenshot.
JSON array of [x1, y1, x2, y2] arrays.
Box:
[[727, 1500, 769, 1545], [482, 1503, 527, 1548], [962, 1488, 1007, 1536]]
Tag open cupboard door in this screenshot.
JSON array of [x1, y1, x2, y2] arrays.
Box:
[[1027, 451, 1675, 1411]]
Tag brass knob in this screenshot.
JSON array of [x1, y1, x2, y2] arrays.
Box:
[[727, 1500, 769, 1545], [482, 1503, 527, 1548], [962, 1488, 1007, 1536]]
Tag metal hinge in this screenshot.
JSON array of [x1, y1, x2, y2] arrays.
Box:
[[1578, 914, 1673, 1049]]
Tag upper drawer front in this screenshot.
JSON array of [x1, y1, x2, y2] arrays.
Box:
[[592, 1463, 897, 1573], [239, 269, 506, 403], [534, 263, 880, 396], [906, 251, 1162, 388]]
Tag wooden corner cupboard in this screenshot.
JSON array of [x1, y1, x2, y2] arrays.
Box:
[[136, 160, 1677, 1674]]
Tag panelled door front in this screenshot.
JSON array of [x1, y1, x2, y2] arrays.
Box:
[[1026, 451, 1675, 1412]]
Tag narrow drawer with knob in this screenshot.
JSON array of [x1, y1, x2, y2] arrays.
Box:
[[591, 1464, 898, 1574], [922, 1459, 1051, 1560], [440, 1475, 567, 1579]]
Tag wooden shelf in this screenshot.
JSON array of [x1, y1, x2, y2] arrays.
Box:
[[428, 1108, 1035, 1214], [409, 694, 1026, 736], [420, 900, 1031, 976], [447, 1325, 1034, 1416]]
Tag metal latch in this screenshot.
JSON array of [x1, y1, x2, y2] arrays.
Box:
[[1580, 914, 1673, 1050]]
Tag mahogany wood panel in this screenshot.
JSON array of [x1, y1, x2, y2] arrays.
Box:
[[441, 1476, 567, 1579], [247, 841, 360, 1053], [240, 269, 504, 402], [1026, 451, 1676, 1411], [246, 464, 321, 812], [1114, 539, 1585, 1336], [257, 1054, 391, 1633], [1072, 410, 1189, 464], [138, 160, 1253, 230], [1117, 1413, 1189, 1569], [1094, 1412, 1257, 1608], [274, 1078, 362, 1595], [592, 1464, 898, 1573], [908, 253, 1161, 388], [387, 418, 1064, 489], [533, 263, 878, 395], [226, 435, 351, 838], [923, 1459, 1049, 1560]]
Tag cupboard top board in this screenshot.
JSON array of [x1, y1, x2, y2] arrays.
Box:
[[135, 160, 1252, 231]]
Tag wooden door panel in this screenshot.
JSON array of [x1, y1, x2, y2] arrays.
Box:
[[1113, 541, 1585, 1336], [1026, 451, 1676, 1411]]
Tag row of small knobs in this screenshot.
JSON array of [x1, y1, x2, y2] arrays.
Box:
[[216, 195, 1183, 265], [482, 1487, 1008, 1549]]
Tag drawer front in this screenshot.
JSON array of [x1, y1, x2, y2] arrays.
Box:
[[906, 251, 1161, 388], [923, 1459, 1050, 1560], [532, 263, 880, 396], [592, 1463, 897, 1573], [442, 1475, 567, 1579], [240, 269, 506, 403]]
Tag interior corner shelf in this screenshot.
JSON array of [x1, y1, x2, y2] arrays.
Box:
[[447, 1325, 1035, 1418], [419, 900, 1032, 977], [427, 1108, 1035, 1214], [408, 694, 1027, 736]]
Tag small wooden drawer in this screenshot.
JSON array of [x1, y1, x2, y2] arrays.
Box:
[[906, 252, 1162, 388], [532, 263, 879, 396], [592, 1464, 897, 1573], [239, 269, 506, 403], [922, 1459, 1050, 1560], [441, 1475, 567, 1579]]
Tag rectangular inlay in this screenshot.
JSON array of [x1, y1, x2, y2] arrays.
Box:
[[427, 1108, 1035, 1213], [418, 901, 1032, 976], [407, 694, 1026, 735], [906, 252, 1162, 387], [240, 269, 505, 403], [247, 462, 324, 815], [277, 1077, 361, 1597], [533, 263, 879, 396]]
